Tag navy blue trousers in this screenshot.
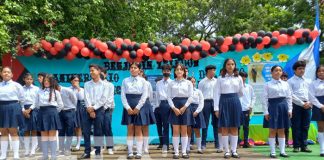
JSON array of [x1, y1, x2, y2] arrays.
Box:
[[59, 110, 75, 151], [103, 108, 114, 149], [291, 103, 311, 148], [201, 99, 218, 148], [239, 111, 250, 143], [154, 100, 171, 147]]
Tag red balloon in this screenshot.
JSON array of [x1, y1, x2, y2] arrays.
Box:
[[224, 37, 233, 45], [70, 37, 79, 46], [278, 34, 288, 44], [234, 34, 242, 38], [23, 47, 34, 56], [163, 52, 172, 61], [54, 42, 64, 51], [166, 44, 174, 53], [90, 38, 97, 45], [243, 33, 250, 37], [17, 45, 23, 56], [184, 52, 192, 60], [174, 46, 182, 54], [77, 41, 85, 49], [220, 45, 229, 53], [149, 54, 156, 60], [273, 43, 281, 49], [71, 46, 79, 54], [50, 47, 58, 55], [135, 57, 142, 62], [262, 36, 271, 45], [288, 36, 297, 45], [105, 50, 113, 59], [140, 43, 148, 50], [124, 39, 132, 45], [65, 52, 75, 61], [294, 29, 303, 38], [62, 39, 70, 45], [191, 40, 199, 46], [115, 38, 123, 48], [256, 44, 264, 50], [136, 49, 144, 57], [89, 51, 95, 58], [155, 54, 163, 62], [272, 31, 280, 37], [250, 32, 258, 38], [236, 43, 244, 52], [310, 30, 319, 39], [42, 42, 52, 51], [192, 51, 200, 60], [112, 54, 121, 62], [98, 42, 108, 52], [122, 50, 130, 59], [182, 38, 191, 47], [81, 47, 90, 57], [144, 48, 152, 56], [201, 41, 211, 51]]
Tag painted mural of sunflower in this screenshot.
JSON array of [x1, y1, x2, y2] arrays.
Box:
[[277, 54, 289, 62], [262, 52, 273, 61], [252, 52, 262, 62], [240, 55, 251, 65]]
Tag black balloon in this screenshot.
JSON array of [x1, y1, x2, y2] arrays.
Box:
[[243, 43, 250, 49], [133, 43, 140, 51], [110, 44, 117, 52], [302, 31, 310, 38], [159, 45, 167, 53], [64, 43, 72, 51], [188, 45, 195, 52], [106, 41, 114, 47], [155, 41, 163, 47], [76, 53, 83, 58], [297, 38, 305, 44], [208, 38, 216, 47], [88, 43, 95, 51], [270, 37, 278, 45], [306, 36, 313, 43], [177, 53, 184, 60], [148, 41, 155, 48], [257, 30, 265, 37], [93, 48, 102, 56], [45, 52, 53, 60], [152, 46, 159, 54], [265, 32, 273, 38], [229, 44, 236, 51], [209, 47, 216, 55], [121, 43, 128, 50], [255, 37, 263, 44], [127, 45, 133, 51], [116, 48, 123, 56], [171, 52, 178, 59], [264, 44, 271, 48], [232, 37, 239, 44], [287, 28, 295, 36], [130, 51, 137, 59], [49, 40, 56, 46], [142, 55, 149, 61], [216, 36, 224, 45], [250, 42, 257, 48], [195, 44, 202, 51], [181, 45, 188, 53], [248, 36, 255, 43], [240, 36, 247, 44], [200, 51, 208, 58], [279, 28, 287, 35], [84, 40, 90, 45]]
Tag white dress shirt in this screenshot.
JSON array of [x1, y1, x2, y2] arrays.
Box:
[[167, 78, 193, 109], [0, 80, 25, 104], [84, 79, 111, 110], [288, 75, 322, 107], [103, 79, 115, 110], [23, 84, 39, 109], [34, 88, 64, 112], [213, 74, 244, 111], [70, 86, 85, 101], [198, 77, 217, 99], [262, 79, 292, 115], [239, 84, 256, 111], [192, 88, 204, 113], [309, 79, 324, 109], [60, 86, 77, 110], [121, 76, 148, 110], [155, 78, 173, 107], [145, 81, 154, 105]]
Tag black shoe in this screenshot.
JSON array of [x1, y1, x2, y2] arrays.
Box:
[[301, 147, 312, 153], [182, 154, 189, 159], [157, 145, 163, 149], [173, 154, 179, 159], [320, 153, 324, 157], [79, 153, 90, 159], [224, 152, 231, 159], [293, 147, 300, 152], [127, 153, 134, 159], [231, 152, 240, 158], [269, 153, 276, 158], [280, 153, 289, 157], [243, 143, 252, 148]]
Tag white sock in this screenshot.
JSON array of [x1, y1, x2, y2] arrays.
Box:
[[136, 138, 143, 155], [127, 139, 133, 154], [24, 137, 30, 155], [222, 136, 229, 153], [278, 138, 286, 154], [269, 138, 276, 154], [12, 140, 20, 159], [187, 138, 191, 151], [181, 136, 188, 154], [172, 137, 180, 155], [76, 136, 81, 149], [143, 137, 149, 151], [31, 136, 38, 154], [196, 138, 202, 150], [0, 141, 8, 159], [318, 132, 324, 154], [230, 135, 238, 153], [218, 133, 223, 149]]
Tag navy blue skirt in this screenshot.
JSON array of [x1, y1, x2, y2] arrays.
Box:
[[75, 100, 86, 128], [37, 106, 62, 131], [121, 94, 149, 126], [312, 96, 324, 121], [168, 97, 194, 125], [23, 104, 38, 131], [218, 93, 242, 127], [189, 104, 206, 129], [143, 98, 156, 125], [267, 97, 290, 129], [0, 101, 24, 128]]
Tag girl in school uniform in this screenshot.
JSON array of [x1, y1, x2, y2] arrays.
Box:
[[263, 65, 291, 158], [0, 66, 25, 160], [35, 74, 64, 160], [309, 65, 324, 157], [69, 75, 85, 151], [22, 73, 40, 157], [167, 63, 194, 159], [121, 62, 149, 159], [213, 58, 243, 159], [186, 77, 206, 154]]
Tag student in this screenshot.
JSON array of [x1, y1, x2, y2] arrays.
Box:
[[22, 73, 39, 157], [35, 74, 64, 160], [155, 64, 173, 153], [167, 63, 193, 159], [100, 67, 115, 155], [309, 65, 324, 157], [288, 61, 323, 153], [0, 67, 25, 160], [279, 72, 291, 147], [79, 64, 110, 159], [187, 77, 206, 154], [121, 62, 148, 159], [69, 75, 85, 151], [238, 71, 256, 148], [57, 84, 77, 156], [214, 58, 243, 158], [198, 65, 219, 151], [36, 72, 46, 151], [263, 65, 291, 158]]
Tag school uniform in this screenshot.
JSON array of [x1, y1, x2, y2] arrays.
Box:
[[70, 86, 85, 129], [83, 79, 111, 156], [102, 79, 115, 150], [0, 80, 25, 159], [190, 88, 206, 129], [239, 83, 256, 145], [167, 78, 194, 156], [144, 80, 156, 125], [58, 86, 77, 153], [288, 75, 323, 150], [198, 77, 218, 148], [214, 73, 243, 154], [154, 78, 173, 149]]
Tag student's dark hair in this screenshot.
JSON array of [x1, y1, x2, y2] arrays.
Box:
[[37, 72, 46, 78], [292, 61, 306, 70], [100, 73, 105, 80], [187, 76, 196, 81], [220, 58, 239, 77], [239, 71, 248, 78], [69, 74, 80, 82], [270, 65, 283, 72], [205, 65, 216, 73], [23, 73, 33, 79], [99, 66, 107, 74], [281, 72, 288, 78], [155, 76, 163, 82], [89, 64, 100, 71], [1, 66, 12, 72], [161, 64, 172, 71], [315, 65, 324, 79], [130, 62, 142, 69], [174, 63, 187, 79], [42, 74, 57, 102]]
